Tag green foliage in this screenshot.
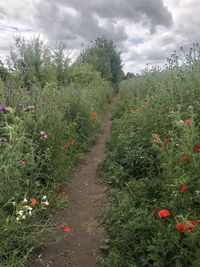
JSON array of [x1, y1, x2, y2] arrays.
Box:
[[8, 37, 69, 89], [79, 37, 123, 89], [124, 72, 135, 80], [65, 63, 103, 85], [0, 65, 10, 82]]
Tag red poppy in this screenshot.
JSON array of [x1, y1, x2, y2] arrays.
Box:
[[176, 220, 198, 233], [181, 183, 188, 192], [194, 144, 200, 152], [158, 209, 171, 218], [63, 226, 71, 233], [30, 198, 37, 205], [181, 154, 189, 161], [92, 112, 97, 119], [184, 118, 193, 126], [151, 134, 160, 145]]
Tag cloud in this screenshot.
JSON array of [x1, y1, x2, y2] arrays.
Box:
[[0, 0, 200, 73], [34, 0, 172, 47]]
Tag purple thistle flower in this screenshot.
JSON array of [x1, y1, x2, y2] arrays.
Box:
[[0, 104, 6, 113]]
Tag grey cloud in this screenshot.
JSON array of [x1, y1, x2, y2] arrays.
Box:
[[34, 0, 172, 48], [53, 0, 172, 27]]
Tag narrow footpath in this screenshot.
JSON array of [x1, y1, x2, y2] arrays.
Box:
[[32, 98, 117, 267]]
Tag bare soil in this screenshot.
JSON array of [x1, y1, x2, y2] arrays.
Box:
[[31, 98, 116, 267]]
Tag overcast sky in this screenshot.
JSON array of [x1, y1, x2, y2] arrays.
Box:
[[0, 0, 199, 73]]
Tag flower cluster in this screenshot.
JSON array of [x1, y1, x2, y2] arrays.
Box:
[[16, 205, 33, 220], [156, 115, 200, 234], [15, 195, 49, 221], [158, 209, 199, 233], [176, 220, 198, 233]]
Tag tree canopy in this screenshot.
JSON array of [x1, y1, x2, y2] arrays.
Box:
[[79, 37, 124, 90]]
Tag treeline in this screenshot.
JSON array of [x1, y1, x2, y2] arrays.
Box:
[[0, 36, 123, 93]]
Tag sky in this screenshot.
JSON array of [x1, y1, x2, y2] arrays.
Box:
[[0, 0, 200, 73]]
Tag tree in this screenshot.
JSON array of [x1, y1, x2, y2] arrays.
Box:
[[125, 72, 135, 80], [79, 37, 123, 91], [8, 37, 69, 89]]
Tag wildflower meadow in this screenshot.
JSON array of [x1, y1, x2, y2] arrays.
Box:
[[101, 45, 200, 266]]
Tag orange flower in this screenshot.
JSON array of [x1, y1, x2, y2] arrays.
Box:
[[158, 209, 171, 218], [92, 111, 97, 119], [30, 198, 37, 205], [181, 154, 189, 161], [184, 118, 193, 126]]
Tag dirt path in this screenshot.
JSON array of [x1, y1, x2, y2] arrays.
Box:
[[32, 98, 116, 267]]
